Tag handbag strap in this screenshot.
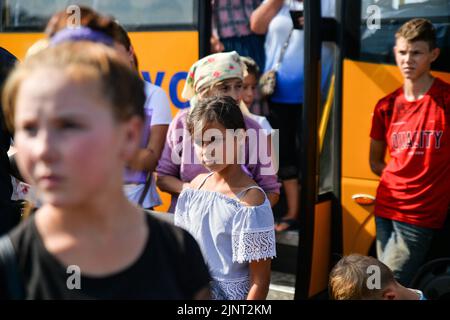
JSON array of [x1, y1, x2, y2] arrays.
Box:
[[138, 173, 152, 206], [0, 235, 25, 299], [274, 28, 294, 72]]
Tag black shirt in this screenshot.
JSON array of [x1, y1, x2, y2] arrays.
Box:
[[1, 213, 210, 299]]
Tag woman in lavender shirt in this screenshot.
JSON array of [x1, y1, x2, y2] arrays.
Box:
[[156, 51, 280, 212]]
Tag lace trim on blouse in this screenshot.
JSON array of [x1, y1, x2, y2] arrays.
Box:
[[232, 228, 276, 263]]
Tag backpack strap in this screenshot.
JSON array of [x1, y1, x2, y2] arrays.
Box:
[[0, 235, 25, 299]]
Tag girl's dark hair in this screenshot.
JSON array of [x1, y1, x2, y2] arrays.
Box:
[[187, 96, 246, 134], [114, 22, 132, 51], [241, 56, 260, 78]]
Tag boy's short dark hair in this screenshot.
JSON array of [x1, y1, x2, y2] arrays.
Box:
[[329, 254, 395, 300], [187, 96, 245, 135], [241, 56, 260, 78], [395, 18, 437, 50]]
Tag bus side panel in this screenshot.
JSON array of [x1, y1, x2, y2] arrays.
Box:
[[129, 31, 199, 118], [308, 201, 331, 298], [342, 60, 402, 180], [340, 60, 399, 256], [0, 33, 44, 59], [341, 59, 450, 255], [341, 177, 377, 255]]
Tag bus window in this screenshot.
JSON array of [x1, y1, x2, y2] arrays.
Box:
[[360, 0, 450, 71], [318, 42, 337, 196], [1, 0, 197, 31], [318, 4, 337, 197]]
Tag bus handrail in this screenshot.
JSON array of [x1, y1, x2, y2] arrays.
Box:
[[319, 74, 335, 154]]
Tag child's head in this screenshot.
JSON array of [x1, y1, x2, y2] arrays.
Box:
[[186, 96, 246, 172], [329, 254, 397, 300], [394, 18, 440, 81], [182, 51, 246, 108], [240, 56, 260, 108], [45, 6, 136, 68], [2, 42, 145, 207], [46, 6, 118, 47]]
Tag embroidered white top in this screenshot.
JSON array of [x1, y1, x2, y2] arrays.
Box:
[[174, 173, 276, 300]]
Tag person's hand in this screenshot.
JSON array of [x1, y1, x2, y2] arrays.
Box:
[[210, 35, 224, 53], [299, 16, 304, 27]]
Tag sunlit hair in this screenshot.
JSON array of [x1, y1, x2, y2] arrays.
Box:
[[186, 96, 246, 135], [329, 254, 395, 300], [2, 41, 145, 131], [395, 18, 437, 50]]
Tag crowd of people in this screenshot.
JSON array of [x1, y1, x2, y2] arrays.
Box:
[[0, 0, 448, 300]]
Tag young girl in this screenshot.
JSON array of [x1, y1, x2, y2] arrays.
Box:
[[156, 51, 280, 212], [0, 42, 210, 299], [175, 96, 276, 300], [240, 56, 273, 134]]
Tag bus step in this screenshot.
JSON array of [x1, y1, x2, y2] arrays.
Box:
[[272, 230, 299, 274], [267, 271, 295, 300]]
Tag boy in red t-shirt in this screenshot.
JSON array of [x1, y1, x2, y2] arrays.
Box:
[[369, 18, 450, 286]]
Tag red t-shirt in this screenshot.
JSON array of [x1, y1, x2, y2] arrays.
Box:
[[370, 78, 450, 229]]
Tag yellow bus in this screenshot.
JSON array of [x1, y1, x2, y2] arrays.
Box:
[[1, 0, 449, 300]]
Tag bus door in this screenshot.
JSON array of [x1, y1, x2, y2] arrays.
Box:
[[0, 0, 211, 212], [268, 0, 339, 300]]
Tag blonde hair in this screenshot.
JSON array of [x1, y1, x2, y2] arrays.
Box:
[[2, 41, 145, 132], [24, 38, 49, 59], [329, 254, 395, 300], [395, 18, 437, 50]]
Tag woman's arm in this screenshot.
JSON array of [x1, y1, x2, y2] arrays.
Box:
[[247, 259, 272, 300], [369, 139, 387, 177], [250, 0, 285, 34], [127, 124, 168, 172], [156, 175, 190, 195]]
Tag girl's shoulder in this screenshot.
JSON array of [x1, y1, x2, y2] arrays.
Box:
[[188, 172, 212, 190], [238, 186, 266, 207]]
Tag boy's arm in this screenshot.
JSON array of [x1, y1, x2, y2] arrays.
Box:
[[369, 139, 387, 176], [247, 259, 271, 300]]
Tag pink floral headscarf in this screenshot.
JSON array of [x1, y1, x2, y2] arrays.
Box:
[[182, 51, 247, 108]]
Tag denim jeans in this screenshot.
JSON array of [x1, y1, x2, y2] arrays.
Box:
[[375, 216, 434, 286]]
